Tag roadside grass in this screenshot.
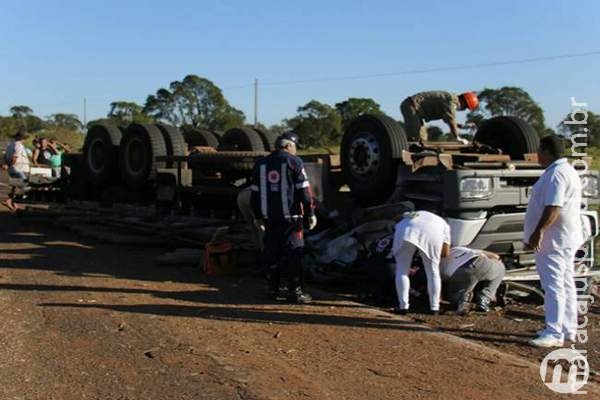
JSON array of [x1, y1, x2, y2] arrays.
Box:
[[585, 147, 600, 263], [588, 146, 600, 170], [299, 146, 339, 155]]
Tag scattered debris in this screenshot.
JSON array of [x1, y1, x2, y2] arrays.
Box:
[[143, 348, 160, 359]]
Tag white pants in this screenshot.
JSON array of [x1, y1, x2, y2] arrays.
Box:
[[535, 247, 578, 340], [394, 241, 441, 311]]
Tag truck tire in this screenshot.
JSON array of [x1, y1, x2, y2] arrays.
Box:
[[83, 123, 122, 184], [155, 123, 187, 168], [474, 116, 539, 160], [120, 123, 167, 188], [341, 114, 408, 205], [219, 127, 264, 151], [183, 128, 220, 149], [253, 127, 278, 151]]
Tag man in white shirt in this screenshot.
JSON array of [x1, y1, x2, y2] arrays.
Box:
[[4, 131, 30, 179], [524, 135, 583, 348], [440, 247, 505, 315], [392, 211, 451, 314], [2, 131, 30, 212]]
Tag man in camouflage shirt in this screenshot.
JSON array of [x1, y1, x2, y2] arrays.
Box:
[[400, 90, 479, 142]]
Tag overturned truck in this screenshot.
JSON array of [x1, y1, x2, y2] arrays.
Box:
[[59, 114, 599, 294], [340, 114, 599, 293]]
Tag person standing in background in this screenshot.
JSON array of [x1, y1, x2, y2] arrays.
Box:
[[250, 132, 317, 304], [2, 131, 30, 211], [525, 135, 583, 348]]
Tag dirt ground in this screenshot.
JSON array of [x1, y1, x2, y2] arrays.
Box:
[[1, 191, 599, 398]]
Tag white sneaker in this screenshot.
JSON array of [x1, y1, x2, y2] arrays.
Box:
[[457, 137, 470, 145], [529, 335, 564, 348]]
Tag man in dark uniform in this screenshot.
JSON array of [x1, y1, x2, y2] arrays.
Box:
[[400, 90, 479, 142], [250, 132, 317, 303]]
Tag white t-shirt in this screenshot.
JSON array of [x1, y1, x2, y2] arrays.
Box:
[[524, 158, 583, 251], [440, 246, 481, 280], [5, 140, 30, 174], [392, 211, 451, 263]]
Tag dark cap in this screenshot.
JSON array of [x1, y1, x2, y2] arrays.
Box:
[[276, 131, 301, 148]]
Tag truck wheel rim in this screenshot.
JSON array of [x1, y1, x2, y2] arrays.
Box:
[[88, 138, 105, 173], [349, 133, 380, 177], [126, 138, 146, 175]]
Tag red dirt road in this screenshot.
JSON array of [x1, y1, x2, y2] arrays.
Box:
[[0, 210, 598, 399]]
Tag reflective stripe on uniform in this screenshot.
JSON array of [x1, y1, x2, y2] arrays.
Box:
[[259, 164, 268, 217], [281, 163, 290, 219], [295, 181, 309, 189]]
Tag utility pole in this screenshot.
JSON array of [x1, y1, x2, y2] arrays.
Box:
[[253, 79, 258, 128], [83, 97, 87, 127]]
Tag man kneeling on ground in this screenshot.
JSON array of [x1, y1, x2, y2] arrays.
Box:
[[440, 247, 506, 315]]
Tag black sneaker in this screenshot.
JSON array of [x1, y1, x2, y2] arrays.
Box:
[[428, 310, 440, 316], [475, 299, 490, 313], [393, 307, 408, 315]]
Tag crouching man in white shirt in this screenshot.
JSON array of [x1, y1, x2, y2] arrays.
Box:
[[524, 135, 584, 348], [440, 247, 505, 315], [392, 211, 451, 315]]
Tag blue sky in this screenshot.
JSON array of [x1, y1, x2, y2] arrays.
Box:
[[1, 0, 599, 129]]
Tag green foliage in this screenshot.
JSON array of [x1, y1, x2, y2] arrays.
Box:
[[588, 147, 600, 171], [143, 74, 245, 131], [86, 118, 121, 130], [47, 113, 83, 131], [0, 115, 22, 138], [31, 127, 85, 151], [334, 97, 382, 128], [557, 110, 600, 147], [9, 105, 33, 118], [108, 101, 152, 125], [0, 106, 83, 151], [285, 100, 342, 147], [467, 87, 547, 136], [268, 123, 289, 136]]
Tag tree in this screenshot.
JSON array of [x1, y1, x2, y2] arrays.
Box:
[[285, 100, 342, 147], [47, 113, 83, 131], [466, 87, 547, 136], [334, 97, 382, 128], [0, 116, 21, 138], [268, 123, 289, 136], [9, 105, 33, 119], [7, 105, 43, 132], [144, 74, 245, 131], [108, 101, 152, 124], [558, 110, 600, 147]]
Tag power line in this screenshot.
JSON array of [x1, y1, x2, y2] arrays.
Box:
[[259, 50, 600, 86], [6, 50, 600, 112]]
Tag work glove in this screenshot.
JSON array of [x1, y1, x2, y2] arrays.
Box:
[[308, 215, 317, 231], [254, 219, 266, 232]]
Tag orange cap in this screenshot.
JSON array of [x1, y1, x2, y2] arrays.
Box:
[[461, 92, 479, 111]]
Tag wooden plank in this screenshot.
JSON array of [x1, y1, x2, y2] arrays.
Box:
[[452, 153, 511, 163], [420, 141, 469, 150]]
